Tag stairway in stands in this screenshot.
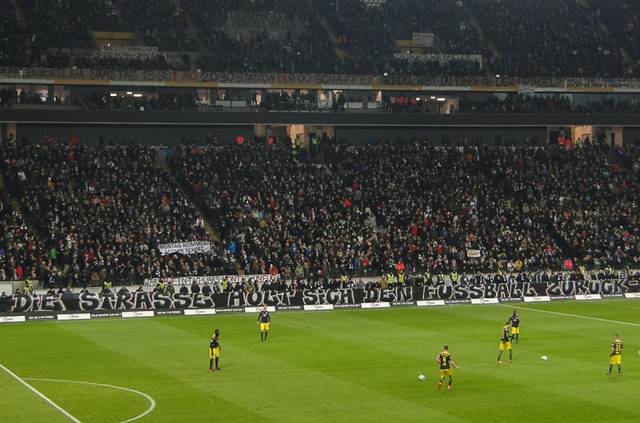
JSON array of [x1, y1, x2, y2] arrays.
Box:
[[9, 0, 24, 24], [174, 0, 210, 60], [467, 13, 500, 76], [152, 147, 220, 244], [152, 147, 245, 274]]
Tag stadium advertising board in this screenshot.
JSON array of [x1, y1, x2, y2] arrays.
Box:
[[0, 279, 637, 321]]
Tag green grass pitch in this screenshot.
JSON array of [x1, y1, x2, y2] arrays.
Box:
[[0, 300, 638, 422]]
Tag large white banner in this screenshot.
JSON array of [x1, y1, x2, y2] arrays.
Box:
[[144, 274, 280, 286], [158, 241, 211, 256]]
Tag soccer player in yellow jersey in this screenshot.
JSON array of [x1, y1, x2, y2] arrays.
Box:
[[435, 345, 459, 390], [508, 310, 520, 343], [607, 334, 623, 376], [209, 329, 221, 372], [258, 306, 271, 342], [497, 324, 513, 364]]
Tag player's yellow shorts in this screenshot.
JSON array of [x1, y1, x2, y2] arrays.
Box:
[[260, 323, 270, 331], [610, 355, 622, 365], [511, 327, 520, 335], [439, 369, 452, 378], [499, 341, 512, 351], [209, 347, 220, 359]]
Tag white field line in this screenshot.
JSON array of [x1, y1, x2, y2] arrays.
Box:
[[0, 364, 82, 423], [503, 304, 640, 327], [23, 378, 156, 423]]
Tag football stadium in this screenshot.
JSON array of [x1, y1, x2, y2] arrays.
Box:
[[0, 1, 639, 422]]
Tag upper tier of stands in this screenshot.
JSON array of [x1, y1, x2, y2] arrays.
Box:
[[1, 0, 640, 77]]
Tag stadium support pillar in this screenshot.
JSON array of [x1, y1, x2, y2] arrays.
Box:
[[47, 85, 55, 104], [604, 127, 624, 147], [2, 122, 16, 144]]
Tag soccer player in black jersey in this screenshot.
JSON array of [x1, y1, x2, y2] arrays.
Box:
[[509, 310, 521, 343], [258, 306, 271, 342], [497, 324, 513, 364], [436, 345, 458, 390], [209, 329, 221, 371]]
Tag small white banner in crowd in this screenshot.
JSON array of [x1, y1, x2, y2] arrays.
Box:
[[158, 241, 211, 256], [624, 292, 640, 299], [416, 300, 446, 307], [144, 274, 280, 286]]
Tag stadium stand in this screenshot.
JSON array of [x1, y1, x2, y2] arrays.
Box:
[[0, 138, 638, 285], [1, 1, 640, 287], [1, 0, 638, 77], [169, 141, 639, 280], [1, 141, 234, 285]]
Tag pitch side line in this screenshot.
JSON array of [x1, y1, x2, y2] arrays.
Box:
[[503, 304, 640, 327], [24, 378, 156, 423], [0, 363, 82, 423]]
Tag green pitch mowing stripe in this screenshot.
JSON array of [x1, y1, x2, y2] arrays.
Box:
[[0, 300, 638, 422]]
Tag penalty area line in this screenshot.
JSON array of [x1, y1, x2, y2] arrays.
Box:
[[0, 363, 82, 423], [502, 304, 640, 327]]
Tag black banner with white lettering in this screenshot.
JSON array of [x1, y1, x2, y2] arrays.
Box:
[[1, 279, 638, 316]]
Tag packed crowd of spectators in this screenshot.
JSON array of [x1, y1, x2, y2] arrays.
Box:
[[2, 0, 195, 70], [598, 0, 640, 59], [2, 0, 640, 78], [318, 0, 485, 75], [119, 0, 196, 51], [1, 140, 235, 285], [0, 197, 44, 282], [548, 146, 640, 269], [1, 136, 639, 285], [170, 141, 639, 281], [187, 0, 339, 74], [470, 0, 629, 77]]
